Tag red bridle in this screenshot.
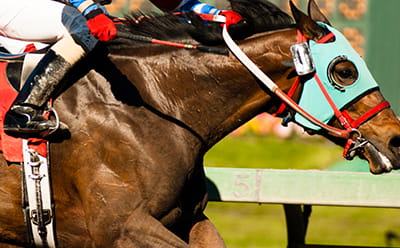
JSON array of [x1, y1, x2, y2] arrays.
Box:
[[274, 30, 390, 159]]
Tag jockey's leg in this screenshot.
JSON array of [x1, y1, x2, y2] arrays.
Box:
[[2, 1, 97, 138], [3, 39, 79, 137]]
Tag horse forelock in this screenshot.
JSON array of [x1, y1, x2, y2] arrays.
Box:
[[110, 0, 294, 48]]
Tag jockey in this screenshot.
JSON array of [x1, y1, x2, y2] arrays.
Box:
[[150, 0, 243, 27], [1, 0, 117, 138], [1, 0, 241, 139]]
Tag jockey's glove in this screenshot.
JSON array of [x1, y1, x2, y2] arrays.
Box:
[[75, 0, 117, 41], [219, 10, 243, 28]]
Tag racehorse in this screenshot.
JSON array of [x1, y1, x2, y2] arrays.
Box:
[[0, 0, 400, 247]]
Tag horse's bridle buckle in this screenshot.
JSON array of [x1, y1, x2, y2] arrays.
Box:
[[343, 129, 369, 160], [290, 42, 316, 76]]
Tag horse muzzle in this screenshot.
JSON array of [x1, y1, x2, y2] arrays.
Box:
[[360, 141, 397, 174]]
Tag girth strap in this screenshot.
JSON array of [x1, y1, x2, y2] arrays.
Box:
[[22, 140, 57, 247]]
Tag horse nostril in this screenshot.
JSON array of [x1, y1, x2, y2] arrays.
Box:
[[389, 135, 400, 148]]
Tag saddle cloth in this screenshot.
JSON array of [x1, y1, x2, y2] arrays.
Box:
[[0, 44, 47, 162]]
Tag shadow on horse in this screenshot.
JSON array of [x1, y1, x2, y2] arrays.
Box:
[[1, 0, 400, 247]]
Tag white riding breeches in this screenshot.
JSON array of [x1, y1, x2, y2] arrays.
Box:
[[0, 0, 97, 63], [0, 0, 69, 43], [0, 36, 48, 54]]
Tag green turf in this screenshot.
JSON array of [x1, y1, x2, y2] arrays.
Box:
[[204, 134, 400, 248], [204, 134, 342, 170]]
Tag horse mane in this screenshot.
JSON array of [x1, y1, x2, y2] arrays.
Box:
[[112, 0, 294, 47]]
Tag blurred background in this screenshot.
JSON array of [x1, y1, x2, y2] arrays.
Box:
[[107, 0, 400, 247]]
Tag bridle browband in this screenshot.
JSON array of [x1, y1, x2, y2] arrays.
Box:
[[222, 25, 390, 160]]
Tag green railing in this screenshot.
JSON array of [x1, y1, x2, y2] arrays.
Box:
[[206, 167, 400, 208], [205, 167, 400, 247]]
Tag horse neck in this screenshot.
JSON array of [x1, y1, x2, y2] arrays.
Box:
[[108, 29, 297, 149], [197, 29, 297, 146]]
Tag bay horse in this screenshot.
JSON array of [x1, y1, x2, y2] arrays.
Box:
[[0, 0, 400, 247]]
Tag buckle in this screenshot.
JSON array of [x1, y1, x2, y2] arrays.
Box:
[[343, 129, 369, 160], [290, 42, 315, 76]]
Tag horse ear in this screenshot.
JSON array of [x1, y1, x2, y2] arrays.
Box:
[[290, 0, 330, 41], [308, 0, 331, 25]]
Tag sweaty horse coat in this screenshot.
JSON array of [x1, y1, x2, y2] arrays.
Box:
[[0, 0, 400, 247]]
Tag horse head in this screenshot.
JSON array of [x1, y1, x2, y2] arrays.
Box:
[[284, 0, 400, 174]]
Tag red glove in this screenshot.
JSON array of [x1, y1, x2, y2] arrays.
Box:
[[220, 10, 243, 28], [86, 11, 117, 41]]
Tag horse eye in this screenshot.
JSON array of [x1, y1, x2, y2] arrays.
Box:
[[337, 68, 355, 80], [333, 62, 358, 86], [328, 56, 359, 90]]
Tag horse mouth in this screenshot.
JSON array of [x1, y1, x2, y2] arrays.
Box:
[[360, 142, 393, 174]]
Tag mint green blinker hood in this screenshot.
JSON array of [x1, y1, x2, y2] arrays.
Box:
[[294, 23, 379, 130]]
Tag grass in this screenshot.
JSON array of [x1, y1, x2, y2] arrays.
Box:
[[203, 134, 400, 248], [204, 134, 342, 170]]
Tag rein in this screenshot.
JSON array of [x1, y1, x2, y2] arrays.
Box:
[[117, 32, 228, 55], [222, 25, 390, 160], [114, 16, 229, 55]]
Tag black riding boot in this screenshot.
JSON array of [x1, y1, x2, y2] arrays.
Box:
[[3, 50, 71, 138]]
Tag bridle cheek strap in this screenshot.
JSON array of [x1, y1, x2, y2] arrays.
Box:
[[313, 74, 352, 130], [273, 30, 306, 117], [273, 77, 300, 117]]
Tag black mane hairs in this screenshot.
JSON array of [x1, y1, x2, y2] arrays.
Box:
[[112, 0, 294, 47]]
